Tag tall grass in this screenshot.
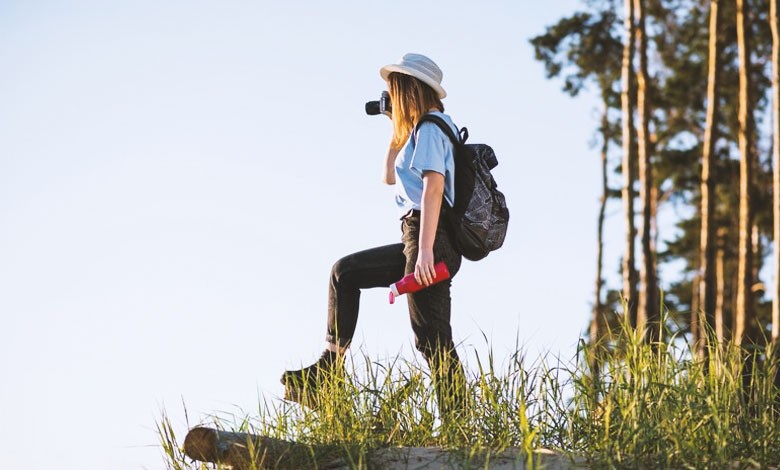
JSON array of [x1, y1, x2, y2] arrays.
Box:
[[159, 313, 780, 469]]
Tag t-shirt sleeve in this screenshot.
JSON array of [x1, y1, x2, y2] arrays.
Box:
[[409, 122, 447, 177]]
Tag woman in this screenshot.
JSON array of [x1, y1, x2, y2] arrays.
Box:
[[282, 53, 465, 411]]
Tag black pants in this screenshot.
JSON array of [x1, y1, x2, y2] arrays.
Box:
[[326, 210, 462, 361]]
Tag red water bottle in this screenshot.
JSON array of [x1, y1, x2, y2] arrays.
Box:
[[388, 261, 451, 304]]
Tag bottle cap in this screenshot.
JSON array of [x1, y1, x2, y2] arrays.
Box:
[[390, 283, 400, 296]]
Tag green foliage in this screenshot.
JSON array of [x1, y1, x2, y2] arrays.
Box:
[[530, 0, 622, 100]]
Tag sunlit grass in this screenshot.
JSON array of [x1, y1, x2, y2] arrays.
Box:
[[158, 311, 780, 469]]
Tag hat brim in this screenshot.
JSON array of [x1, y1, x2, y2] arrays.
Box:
[[380, 64, 447, 99]]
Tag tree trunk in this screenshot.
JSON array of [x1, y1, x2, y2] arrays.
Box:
[[692, 273, 701, 347], [734, 0, 754, 347], [621, 0, 639, 326], [716, 238, 726, 344], [698, 0, 722, 357], [634, 0, 658, 344], [183, 426, 338, 469], [771, 0, 780, 347], [590, 99, 610, 384], [752, 223, 762, 294], [591, 99, 610, 347]]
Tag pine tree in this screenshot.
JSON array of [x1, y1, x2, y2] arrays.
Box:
[[622, 0, 640, 326], [735, 0, 755, 347], [530, 2, 623, 346], [770, 0, 780, 347], [635, 0, 660, 342], [698, 0, 722, 356], [533, 0, 775, 352]]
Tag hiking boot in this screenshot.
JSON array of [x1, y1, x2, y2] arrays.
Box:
[[281, 351, 345, 407]]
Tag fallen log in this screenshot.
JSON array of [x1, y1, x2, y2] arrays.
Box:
[[183, 426, 340, 469], [183, 426, 585, 469]]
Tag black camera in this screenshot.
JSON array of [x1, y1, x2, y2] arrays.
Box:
[[365, 91, 391, 116]]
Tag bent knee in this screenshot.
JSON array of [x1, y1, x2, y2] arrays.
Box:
[[331, 255, 357, 284]]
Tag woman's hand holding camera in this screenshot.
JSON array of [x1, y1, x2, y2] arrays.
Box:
[[365, 91, 392, 119]]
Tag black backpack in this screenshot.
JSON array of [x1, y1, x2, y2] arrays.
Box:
[[415, 114, 509, 261]]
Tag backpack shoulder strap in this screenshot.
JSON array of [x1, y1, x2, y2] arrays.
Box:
[[415, 114, 468, 146]]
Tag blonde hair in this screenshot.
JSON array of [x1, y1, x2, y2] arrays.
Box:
[[387, 72, 444, 149]]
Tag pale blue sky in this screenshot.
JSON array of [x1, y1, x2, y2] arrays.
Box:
[[0, 1, 616, 468]]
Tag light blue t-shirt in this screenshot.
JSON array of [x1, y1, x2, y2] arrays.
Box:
[[394, 111, 457, 216]]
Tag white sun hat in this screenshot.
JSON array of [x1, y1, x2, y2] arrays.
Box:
[[380, 53, 447, 99]]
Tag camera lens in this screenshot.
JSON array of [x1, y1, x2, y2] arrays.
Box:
[[365, 101, 381, 115]]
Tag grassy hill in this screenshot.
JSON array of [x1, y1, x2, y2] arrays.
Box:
[[158, 318, 780, 469]]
